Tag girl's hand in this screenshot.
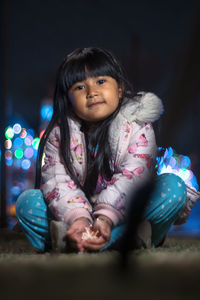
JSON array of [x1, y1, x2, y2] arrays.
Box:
[[66, 217, 91, 252], [82, 216, 112, 251]]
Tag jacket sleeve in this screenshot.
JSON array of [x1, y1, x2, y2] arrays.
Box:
[[41, 126, 93, 225], [93, 122, 157, 226]]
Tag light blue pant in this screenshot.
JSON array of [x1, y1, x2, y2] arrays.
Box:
[[16, 174, 186, 251]]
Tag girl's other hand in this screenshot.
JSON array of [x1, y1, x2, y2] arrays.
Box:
[[82, 216, 112, 251], [66, 217, 91, 252]]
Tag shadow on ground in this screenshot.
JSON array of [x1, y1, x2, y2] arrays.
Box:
[[0, 231, 200, 300]]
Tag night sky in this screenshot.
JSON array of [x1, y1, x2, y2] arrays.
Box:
[[4, 1, 196, 122]]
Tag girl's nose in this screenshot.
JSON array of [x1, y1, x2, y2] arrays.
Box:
[[86, 85, 98, 98]]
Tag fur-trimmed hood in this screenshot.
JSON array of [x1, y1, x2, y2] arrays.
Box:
[[109, 92, 164, 154]]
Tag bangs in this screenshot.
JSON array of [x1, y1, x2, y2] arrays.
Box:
[[63, 49, 120, 89]]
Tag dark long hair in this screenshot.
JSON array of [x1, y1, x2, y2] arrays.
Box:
[[35, 47, 136, 198]]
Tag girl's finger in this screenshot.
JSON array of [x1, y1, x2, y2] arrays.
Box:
[[82, 236, 107, 248], [93, 224, 111, 241], [100, 230, 110, 241], [66, 226, 84, 237], [83, 240, 108, 251], [66, 227, 76, 236]]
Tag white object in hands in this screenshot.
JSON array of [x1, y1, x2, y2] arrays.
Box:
[[81, 227, 98, 240]]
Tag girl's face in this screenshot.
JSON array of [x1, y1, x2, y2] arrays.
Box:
[[68, 76, 122, 123]]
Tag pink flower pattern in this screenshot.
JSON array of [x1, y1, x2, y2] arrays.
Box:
[[128, 134, 148, 154], [66, 180, 76, 189], [122, 167, 144, 179], [128, 144, 138, 154], [46, 188, 60, 203], [68, 196, 91, 211], [49, 133, 60, 148], [42, 155, 56, 171], [95, 174, 119, 194], [70, 137, 83, 164], [145, 123, 152, 129]]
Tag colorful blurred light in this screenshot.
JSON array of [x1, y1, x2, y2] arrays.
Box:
[[6, 158, 13, 166], [15, 148, 23, 159], [25, 135, 33, 146], [156, 147, 199, 191], [13, 137, 23, 148], [13, 123, 22, 134], [11, 186, 21, 196], [39, 129, 45, 139], [13, 159, 21, 168], [27, 128, 35, 136], [4, 139, 12, 149], [5, 150, 13, 160], [41, 105, 53, 120], [180, 156, 191, 169], [32, 137, 40, 150], [20, 128, 27, 138], [41, 152, 45, 167], [5, 127, 14, 139], [7, 203, 16, 216], [21, 159, 31, 170], [24, 147, 34, 159]]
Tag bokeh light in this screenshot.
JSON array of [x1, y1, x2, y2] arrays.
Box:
[[24, 147, 34, 159], [7, 203, 16, 216], [13, 159, 21, 168], [11, 186, 21, 196], [4, 122, 42, 230], [4, 139, 12, 149], [5, 150, 13, 160], [25, 135, 33, 146], [32, 137, 40, 150], [5, 127, 14, 139], [39, 129, 45, 139], [13, 123, 22, 134], [20, 128, 27, 138], [21, 159, 31, 170], [156, 147, 199, 191], [41, 105, 53, 120], [27, 128, 35, 136], [15, 148, 24, 159], [6, 158, 13, 166], [13, 137, 23, 148]]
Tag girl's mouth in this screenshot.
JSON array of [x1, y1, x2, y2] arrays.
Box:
[[88, 101, 105, 108]]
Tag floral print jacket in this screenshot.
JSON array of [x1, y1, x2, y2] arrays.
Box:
[[41, 92, 164, 226]]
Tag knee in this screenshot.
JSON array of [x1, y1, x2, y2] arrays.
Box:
[[158, 173, 187, 207], [16, 189, 43, 219]]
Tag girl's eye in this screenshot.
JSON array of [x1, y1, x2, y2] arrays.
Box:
[[74, 85, 85, 91], [97, 79, 106, 85]]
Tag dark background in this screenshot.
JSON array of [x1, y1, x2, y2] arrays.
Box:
[[3, 0, 199, 147]]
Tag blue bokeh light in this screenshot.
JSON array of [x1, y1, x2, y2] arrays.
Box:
[[21, 159, 31, 170], [13, 137, 24, 148], [41, 105, 53, 120], [13, 123, 22, 134]]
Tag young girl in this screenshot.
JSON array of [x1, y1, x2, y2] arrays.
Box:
[[16, 47, 188, 253]]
